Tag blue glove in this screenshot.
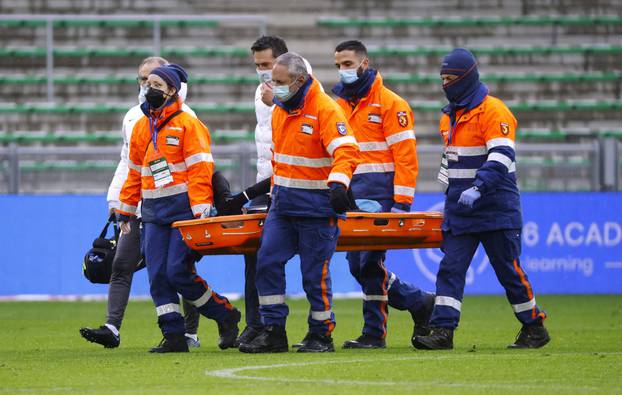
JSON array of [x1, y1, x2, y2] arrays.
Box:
[[355, 199, 382, 213], [391, 202, 411, 213], [458, 186, 481, 208]]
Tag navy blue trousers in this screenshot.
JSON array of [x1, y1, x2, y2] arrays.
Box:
[[143, 222, 235, 335], [430, 229, 546, 329], [346, 199, 428, 339], [256, 210, 339, 336]]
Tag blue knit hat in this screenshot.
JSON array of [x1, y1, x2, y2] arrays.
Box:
[[150, 63, 188, 92]]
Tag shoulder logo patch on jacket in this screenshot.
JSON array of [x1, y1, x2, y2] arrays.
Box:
[[397, 111, 408, 127], [336, 122, 347, 135], [500, 123, 510, 135]]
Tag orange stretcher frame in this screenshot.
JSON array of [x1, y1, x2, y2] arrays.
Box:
[[172, 211, 443, 255]]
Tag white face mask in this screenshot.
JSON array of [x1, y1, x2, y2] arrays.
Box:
[[338, 68, 359, 84], [273, 83, 294, 101], [256, 69, 272, 83], [137, 85, 149, 104]]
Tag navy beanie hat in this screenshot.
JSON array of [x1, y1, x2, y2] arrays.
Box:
[[151, 63, 188, 92], [440, 48, 486, 108]]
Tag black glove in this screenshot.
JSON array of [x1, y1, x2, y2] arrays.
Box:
[[220, 192, 248, 216], [245, 177, 271, 200], [329, 183, 354, 214], [212, 171, 232, 214]]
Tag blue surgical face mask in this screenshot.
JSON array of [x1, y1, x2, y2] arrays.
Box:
[[138, 85, 149, 104], [256, 69, 272, 83], [273, 82, 296, 102], [338, 68, 359, 84]]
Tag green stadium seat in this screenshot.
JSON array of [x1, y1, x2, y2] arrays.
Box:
[[1, 101, 619, 115], [0, 75, 262, 85], [383, 71, 622, 85], [0, 19, 220, 29], [317, 15, 622, 29], [0, 46, 249, 58]]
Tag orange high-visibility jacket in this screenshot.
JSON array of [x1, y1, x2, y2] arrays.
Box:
[[117, 98, 214, 224], [439, 94, 521, 234], [270, 77, 361, 217], [335, 73, 418, 205]]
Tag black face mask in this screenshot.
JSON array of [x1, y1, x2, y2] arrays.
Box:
[[145, 87, 168, 109]]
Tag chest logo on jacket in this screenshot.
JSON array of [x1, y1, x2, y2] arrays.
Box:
[[368, 113, 382, 124], [301, 123, 314, 135]]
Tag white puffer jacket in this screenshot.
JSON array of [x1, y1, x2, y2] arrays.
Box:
[[254, 58, 319, 182], [107, 83, 196, 211]]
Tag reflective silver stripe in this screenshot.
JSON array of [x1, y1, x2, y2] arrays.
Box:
[[118, 202, 137, 214], [142, 183, 188, 199], [141, 161, 187, 176], [190, 289, 212, 307], [191, 203, 212, 217], [354, 162, 395, 174], [328, 172, 351, 187], [486, 137, 515, 150], [394, 185, 415, 197], [128, 161, 142, 173], [274, 153, 332, 168], [488, 152, 513, 170], [156, 303, 180, 316], [449, 145, 488, 156], [386, 272, 396, 290], [509, 162, 516, 173], [448, 168, 477, 179], [435, 295, 462, 312], [386, 129, 415, 146], [273, 175, 328, 190], [512, 298, 536, 313], [310, 310, 332, 321], [326, 136, 358, 156], [364, 294, 389, 301], [185, 152, 214, 167], [259, 294, 285, 305], [359, 141, 389, 152]]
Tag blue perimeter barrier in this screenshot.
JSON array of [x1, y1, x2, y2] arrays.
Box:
[[0, 193, 620, 298]]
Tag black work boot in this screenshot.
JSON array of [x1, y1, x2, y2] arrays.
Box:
[[412, 327, 454, 350], [79, 325, 120, 349], [297, 333, 335, 353], [411, 293, 435, 338], [234, 325, 263, 348], [149, 332, 189, 353], [239, 325, 288, 353], [217, 308, 242, 350], [343, 334, 386, 349], [507, 322, 550, 349]]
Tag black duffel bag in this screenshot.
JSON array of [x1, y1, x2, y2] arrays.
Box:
[[83, 213, 120, 284]]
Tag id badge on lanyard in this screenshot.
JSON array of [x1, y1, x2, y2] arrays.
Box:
[[437, 152, 449, 185], [148, 116, 174, 188], [437, 118, 460, 186]]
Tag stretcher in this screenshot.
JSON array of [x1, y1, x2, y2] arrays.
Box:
[[172, 211, 443, 255]]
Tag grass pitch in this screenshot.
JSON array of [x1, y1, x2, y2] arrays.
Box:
[[0, 295, 621, 394]]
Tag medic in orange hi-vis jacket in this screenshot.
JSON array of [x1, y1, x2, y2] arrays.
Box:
[[116, 64, 240, 353], [239, 52, 360, 354], [413, 48, 550, 351], [332, 40, 434, 350]]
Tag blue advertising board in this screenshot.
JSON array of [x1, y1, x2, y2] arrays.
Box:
[[0, 193, 620, 298]]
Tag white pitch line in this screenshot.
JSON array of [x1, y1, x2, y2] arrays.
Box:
[[205, 353, 619, 391]]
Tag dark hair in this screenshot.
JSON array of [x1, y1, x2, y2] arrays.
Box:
[[335, 40, 368, 56], [251, 36, 289, 58]]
